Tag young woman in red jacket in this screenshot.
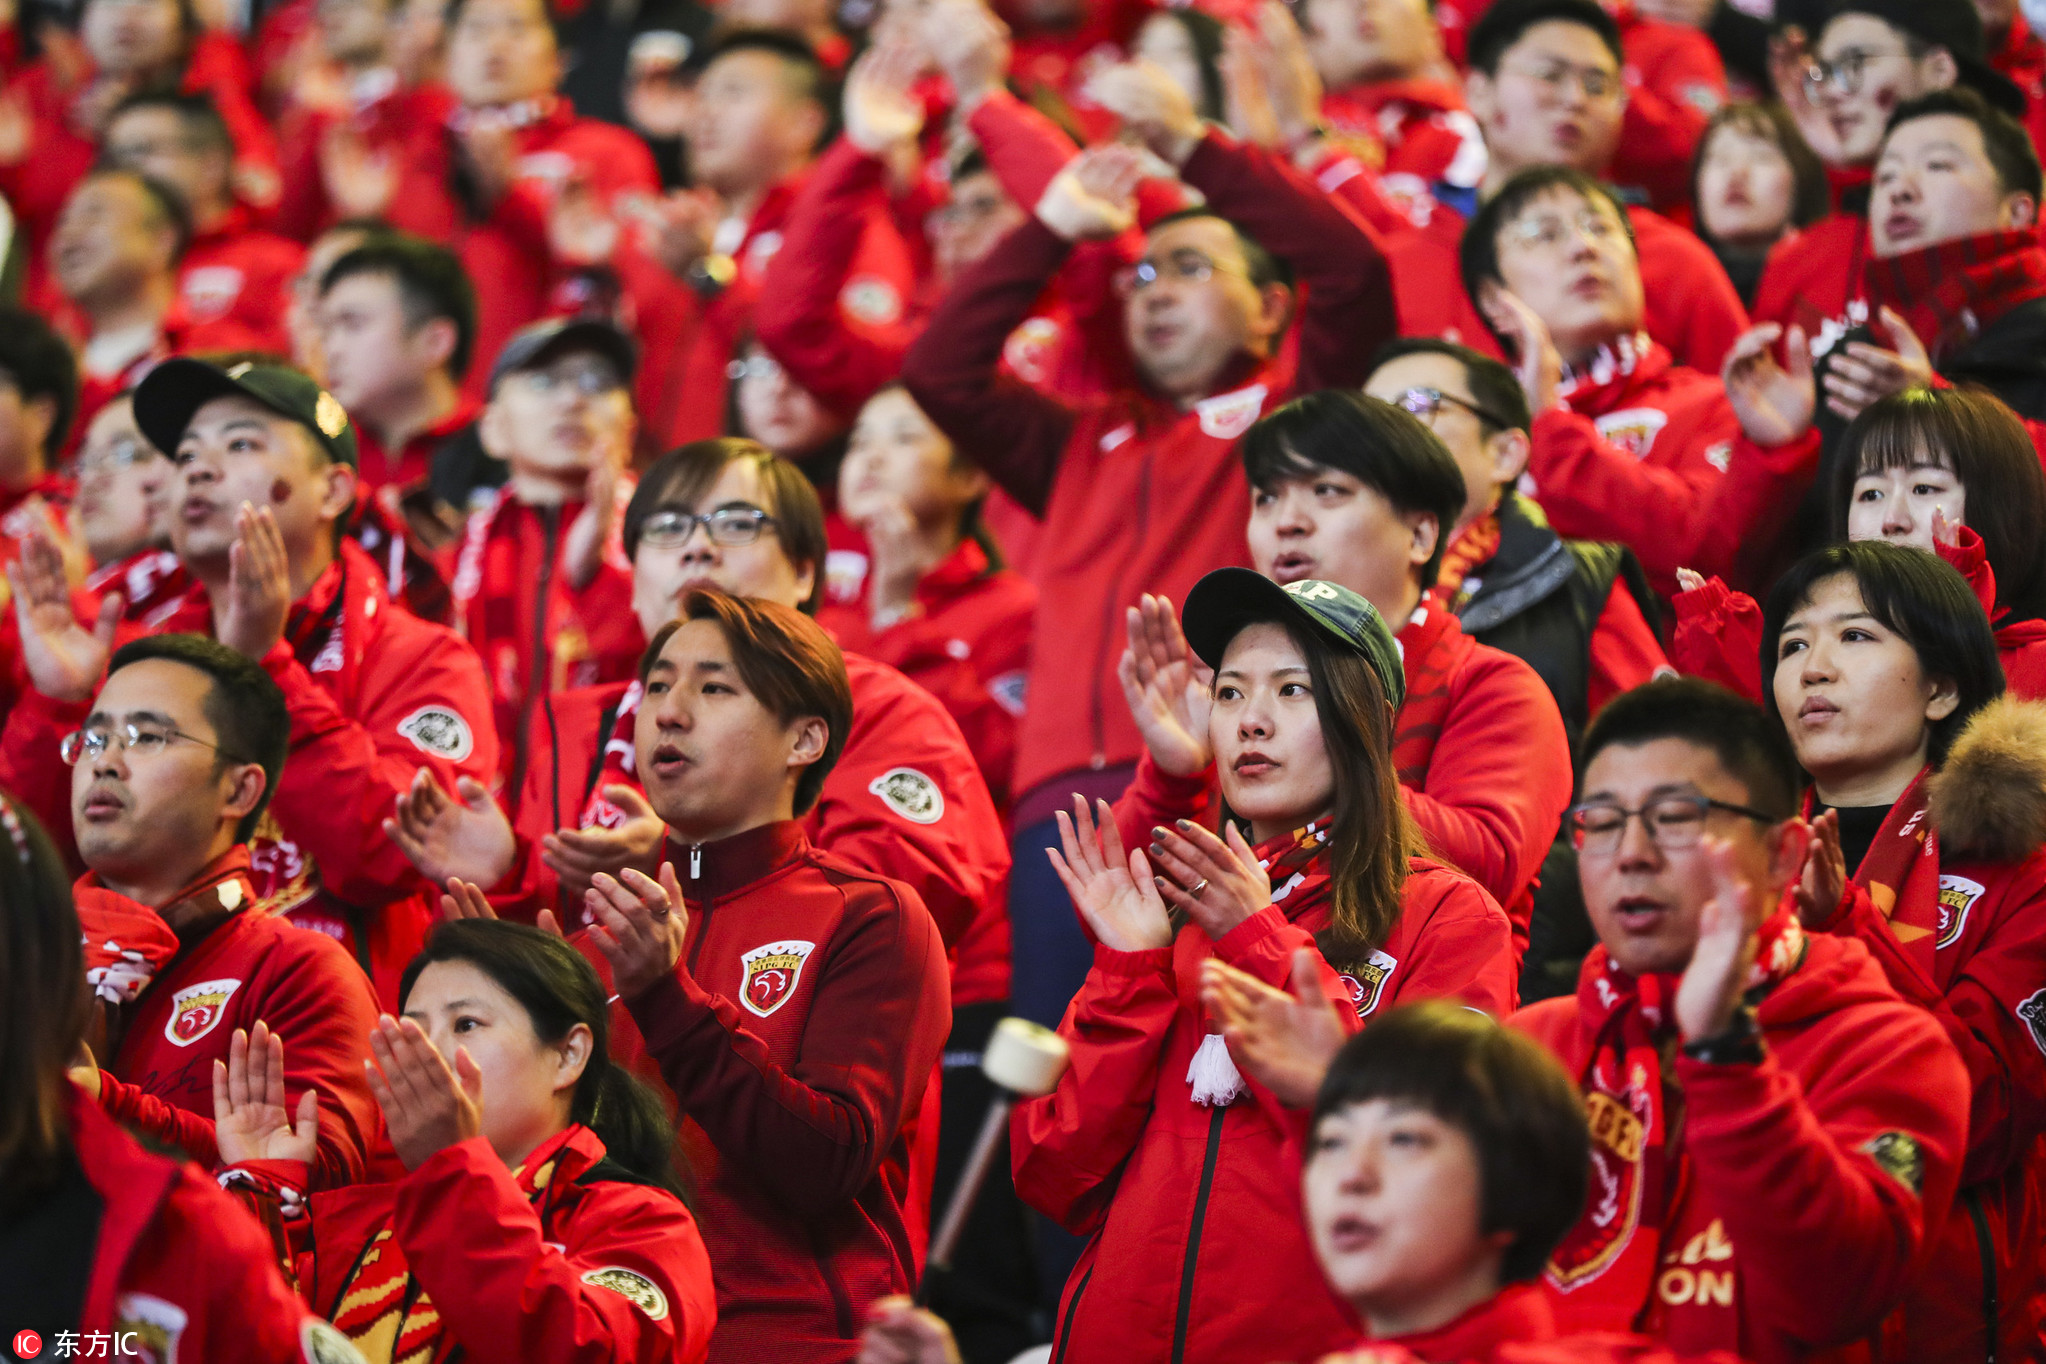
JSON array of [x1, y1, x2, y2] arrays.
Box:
[[0, 794, 359, 1364], [1012, 566, 1516, 1364], [1762, 540, 2046, 1364], [1674, 386, 2046, 699], [214, 917, 717, 1364]]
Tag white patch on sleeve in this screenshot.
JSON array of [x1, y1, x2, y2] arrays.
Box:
[[397, 706, 475, 761], [581, 1266, 670, 1320], [868, 767, 945, 824]]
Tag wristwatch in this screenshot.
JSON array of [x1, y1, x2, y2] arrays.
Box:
[[1680, 1003, 1764, 1066]]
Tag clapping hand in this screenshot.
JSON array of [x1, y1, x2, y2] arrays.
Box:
[[1794, 809, 1845, 927], [1722, 322, 1815, 448], [217, 503, 292, 660], [1035, 144, 1143, 243], [1117, 593, 1214, 778], [1199, 948, 1347, 1107], [384, 767, 518, 890], [539, 785, 665, 903], [366, 1014, 482, 1170], [844, 36, 928, 155], [1481, 285, 1563, 417], [1822, 307, 1932, 422], [214, 1022, 321, 1166], [1147, 818, 1271, 941], [1085, 58, 1205, 168], [1673, 836, 1770, 1042], [1046, 796, 1175, 953], [6, 528, 116, 703], [584, 864, 689, 1000]]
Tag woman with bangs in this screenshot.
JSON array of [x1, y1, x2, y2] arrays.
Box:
[[1010, 565, 1514, 1364], [1762, 540, 2046, 1364], [1674, 386, 2046, 698]]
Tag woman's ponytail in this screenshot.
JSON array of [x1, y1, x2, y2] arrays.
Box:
[[577, 1056, 691, 1204]]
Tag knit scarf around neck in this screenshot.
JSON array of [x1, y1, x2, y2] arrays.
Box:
[[1865, 229, 2046, 363]]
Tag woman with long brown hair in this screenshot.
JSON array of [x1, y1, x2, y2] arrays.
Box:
[[1009, 567, 1515, 1364]]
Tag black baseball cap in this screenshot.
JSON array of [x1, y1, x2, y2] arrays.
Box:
[[487, 317, 640, 395], [1182, 567, 1407, 712], [133, 357, 359, 466], [1824, 0, 2026, 116]]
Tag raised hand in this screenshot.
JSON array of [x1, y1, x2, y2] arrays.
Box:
[[1085, 58, 1205, 167], [1673, 835, 1769, 1042], [1117, 594, 1213, 777], [585, 863, 689, 1000], [1822, 307, 1933, 422], [561, 428, 627, 591], [1199, 948, 1346, 1107], [365, 1013, 483, 1170], [383, 767, 518, 890], [1480, 284, 1563, 417], [540, 784, 665, 903], [1221, 27, 1282, 150], [1250, 0, 1324, 154], [624, 187, 722, 279], [844, 36, 927, 155], [213, 1022, 322, 1166], [319, 122, 398, 220], [548, 174, 621, 267], [1674, 567, 1707, 594], [217, 503, 293, 660], [7, 529, 116, 702], [1794, 809, 1846, 927], [1034, 144, 1143, 243], [441, 876, 565, 936], [858, 1296, 965, 1364], [1723, 322, 1815, 448], [1045, 796, 1174, 953], [919, 0, 1010, 112], [1147, 818, 1271, 941]]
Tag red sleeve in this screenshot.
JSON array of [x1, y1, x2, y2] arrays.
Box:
[[1383, 866, 1519, 1017], [1681, 430, 1822, 592], [1584, 580, 1670, 717], [1819, 876, 2046, 1186], [1402, 648, 1573, 919], [755, 137, 917, 421], [258, 619, 500, 909], [1303, 148, 1427, 239], [1635, 210, 1750, 375], [1669, 577, 1765, 702], [624, 885, 949, 1211], [0, 686, 87, 867], [964, 88, 1082, 212], [806, 673, 1010, 954], [1676, 1009, 1970, 1348], [901, 218, 1080, 517], [1010, 941, 1180, 1235], [1177, 133, 1395, 394], [390, 1137, 718, 1364]]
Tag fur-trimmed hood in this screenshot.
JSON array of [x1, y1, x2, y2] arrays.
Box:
[[1929, 696, 2046, 863]]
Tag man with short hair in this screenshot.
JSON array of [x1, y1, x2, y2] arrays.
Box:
[[102, 91, 306, 356], [56, 633, 383, 1191], [316, 232, 481, 498], [0, 309, 84, 718], [1509, 677, 1970, 1360], [450, 319, 644, 789], [4, 358, 499, 1009]]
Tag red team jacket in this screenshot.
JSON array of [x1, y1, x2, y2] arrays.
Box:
[[227, 1124, 717, 1363], [85, 848, 383, 1191], [614, 820, 950, 1364], [1016, 755, 1515, 1362], [904, 131, 1395, 804], [1511, 924, 1970, 1364], [178, 205, 306, 356], [1319, 1283, 1746, 1364]]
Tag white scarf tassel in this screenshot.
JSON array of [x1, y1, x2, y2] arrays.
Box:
[[1187, 1032, 1246, 1107]]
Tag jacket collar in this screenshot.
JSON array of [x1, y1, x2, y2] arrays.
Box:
[[1375, 1282, 1558, 1358], [670, 819, 809, 901], [1453, 493, 1577, 633]]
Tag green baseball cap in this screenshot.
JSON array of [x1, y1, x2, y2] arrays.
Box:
[[1182, 567, 1406, 712], [134, 358, 359, 467]]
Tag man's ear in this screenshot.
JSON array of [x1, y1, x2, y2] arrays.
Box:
[[477, 397, 513, 459], [1252, 281, 1293, 347], [1465, 68, 1495, 124], [786, 715, 829, 770], [1767, 816, 1812, 891], [1487, 427, 1531, 486], [319, 457, 359, 525], [2002, 191, 2037, 232], [221, 760, 267, 826], [1403, 509, 1441, 569], [416, 316, 460, 372], [1920, 46, 1960, 90]]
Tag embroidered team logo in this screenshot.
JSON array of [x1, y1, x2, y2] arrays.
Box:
[[398, 706, 474, 761], [181, 265, 245, 321], [740, 940, 816, 1017], [840, 275, 904, 327], [115, 1292, 188, 1363], [1860, 1131, 1925, 1195], [1593, 407, 1670, 459], [1336, 950, 1399, 1019], [1546, 1080, 1649, 1290], [870, 767, 945, 824], [164, 978, 241, 1047], [1194, 383, 1269, 440], [825, 548, 870, 604], [1002, 315, 1063, 386], [1935, 875, 1986, 949], [580, 1267, 670, 1320], [2017, 988, 2046, 1056]]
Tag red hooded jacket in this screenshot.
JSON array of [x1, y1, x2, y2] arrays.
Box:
[[33, 1086, 348, 1364], [903, 131, 1396, 805], [82, 848, 382, 1191], [1014, 756, 1516, 1363], [616, 820, 950, 1364], [225, 1124, 717, 1364], [1510, 924, 1970, 1363]]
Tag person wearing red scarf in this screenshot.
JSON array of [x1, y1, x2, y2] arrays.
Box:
[[51, 635, 382, 1193], [1509, 676, 1970, 1363], [1762, 542, 2046, 1363], [0, 359, 502, 1011], [1239, 389, 1573, 960], [1015, 567, 1513, 1364]]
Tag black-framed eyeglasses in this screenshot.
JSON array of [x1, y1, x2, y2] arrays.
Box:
[[637, 505, 780, 549], [1801, 46, 1913, 98], [1113, 248, 1252, 297], [1393, 387, 1514, 432], [61, 721, 243, 766], [1569, 794, 1779, 856]]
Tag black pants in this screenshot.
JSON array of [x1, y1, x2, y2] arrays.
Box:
[[925, 1000, 1046, 1363]]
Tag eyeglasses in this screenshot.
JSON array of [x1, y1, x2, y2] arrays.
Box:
[[726, 352, 783, 384], [1506, 208, 1626, 252], [636, 505, 780, 548], [61, 721, 242, 766], [75, 437, 163, 478], [513, 361, 624, 397], [1393, 387, 1514, 431], [1114, 248, 1253, 297], [1801, 46, 1913, 98], [1504, 57, 1621, 103], [1569, 794, 1778, 856]]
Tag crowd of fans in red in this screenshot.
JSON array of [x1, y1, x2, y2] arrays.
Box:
[[2, 0, 2046, 1355]]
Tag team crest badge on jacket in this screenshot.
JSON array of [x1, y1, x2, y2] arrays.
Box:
[[1935, 874, 1985, 949], [164, 978, 241, 1046], [1546, 1071, 1649, 1288], [1337, 950, 1398, 1019], [2018, 988, 2046, 1055], [740, 941, 816, 1018]]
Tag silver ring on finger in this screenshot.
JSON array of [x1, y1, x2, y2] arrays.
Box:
[[1188, 878, 1208, 899]]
